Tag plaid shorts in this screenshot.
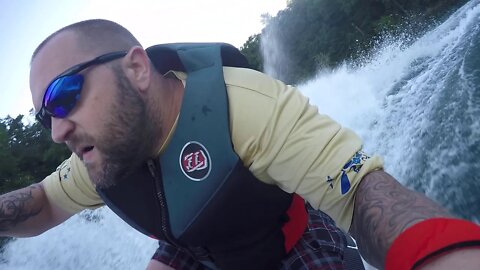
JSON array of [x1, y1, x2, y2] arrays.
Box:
[[152, 208, 347, 270]]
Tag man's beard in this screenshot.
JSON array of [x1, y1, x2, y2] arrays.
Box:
[[86, 65, 160, 189]]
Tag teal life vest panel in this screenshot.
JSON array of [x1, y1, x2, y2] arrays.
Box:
[[97, 43, 308, 270]]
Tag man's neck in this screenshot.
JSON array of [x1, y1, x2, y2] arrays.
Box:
[[153, 76, 184, 155]]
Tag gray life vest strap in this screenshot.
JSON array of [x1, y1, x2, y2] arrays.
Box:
[[147, 43, 248, 239]]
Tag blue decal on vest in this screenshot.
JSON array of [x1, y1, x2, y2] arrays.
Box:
[[341, 173, 351, 194], [340, 151, 371, 195]]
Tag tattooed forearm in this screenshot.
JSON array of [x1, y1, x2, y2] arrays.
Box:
[[349, 170, 451, 268], [0, 184, 43, 232]]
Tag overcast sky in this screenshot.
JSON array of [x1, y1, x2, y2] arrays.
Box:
[[0, 0, 286, 118]]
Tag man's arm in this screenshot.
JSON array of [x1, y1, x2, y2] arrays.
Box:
[[349, 170, 452, 268], [0, 183, 73, 237]]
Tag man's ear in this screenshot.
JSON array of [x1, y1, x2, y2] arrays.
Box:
[[123, 46, 151, 92]]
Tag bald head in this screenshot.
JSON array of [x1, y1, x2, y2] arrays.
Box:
[[29, 20, 145, 111], [32, 19, 141, 64]]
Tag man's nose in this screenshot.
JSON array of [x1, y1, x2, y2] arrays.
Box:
[[50, 117, 74, 143]]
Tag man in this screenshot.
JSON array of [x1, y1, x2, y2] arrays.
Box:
[[1, 19, 479, 270]]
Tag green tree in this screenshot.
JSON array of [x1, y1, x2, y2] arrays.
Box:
[[247, 0, 468, 84], [240, 34, 263, 71], [0, 122, 17, 186], [0, 113, 70, 194]]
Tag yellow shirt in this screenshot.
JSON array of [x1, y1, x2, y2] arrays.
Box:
[[42, 67, 383, 231]]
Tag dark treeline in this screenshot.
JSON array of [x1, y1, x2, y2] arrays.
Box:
[[240, 0, 468, 84], [0, 113, 70, 194]]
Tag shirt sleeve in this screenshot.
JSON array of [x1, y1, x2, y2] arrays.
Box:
[[224, 67, 383, 231], [41, 154, 104, 214]]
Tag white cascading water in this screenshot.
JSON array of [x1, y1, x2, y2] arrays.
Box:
[[2, 1, 480, 269], [263, 0, 480, 218]]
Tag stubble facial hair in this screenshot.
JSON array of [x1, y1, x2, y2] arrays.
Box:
[[90, 64, 160, 189]]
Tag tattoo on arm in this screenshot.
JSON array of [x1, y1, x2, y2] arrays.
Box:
[[0, 184, 43, 232], [349, 170, 451, 268]]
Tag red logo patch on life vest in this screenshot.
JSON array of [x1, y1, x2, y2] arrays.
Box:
[[179, 141, 211, 181]]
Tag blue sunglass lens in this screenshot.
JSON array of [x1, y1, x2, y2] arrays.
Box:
[[44, 74, 84, 118]]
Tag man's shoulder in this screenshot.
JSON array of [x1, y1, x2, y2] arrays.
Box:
[[223, 67, 284, 99], [41, 154, 103, 213]]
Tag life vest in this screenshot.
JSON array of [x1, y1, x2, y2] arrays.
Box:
[[97, 43, 308, 270]]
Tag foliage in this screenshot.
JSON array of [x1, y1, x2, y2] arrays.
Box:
[[240, 34, 263, 71], [240, 0, 469, 84], [0, 113, 70, 194]]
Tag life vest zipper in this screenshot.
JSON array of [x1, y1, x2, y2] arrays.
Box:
[[146, 159, 182, 248], [147, 159, 214, 264]]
